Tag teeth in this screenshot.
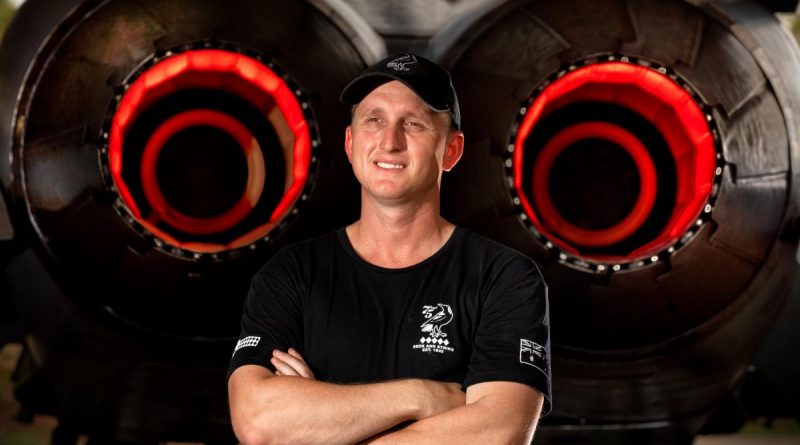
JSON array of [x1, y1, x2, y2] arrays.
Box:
[[377, 162, 404, 169]]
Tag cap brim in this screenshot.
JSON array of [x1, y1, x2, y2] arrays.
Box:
[[339, 72, 450, 113], [339, 73, 397, 105]]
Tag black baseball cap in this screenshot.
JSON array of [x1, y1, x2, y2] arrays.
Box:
[[340, 53, 461, 130]]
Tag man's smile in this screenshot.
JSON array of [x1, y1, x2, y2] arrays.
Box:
[[374, 160, 407, 170]]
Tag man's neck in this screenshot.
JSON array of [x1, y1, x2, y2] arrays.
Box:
[[346, 196, 455, 269]]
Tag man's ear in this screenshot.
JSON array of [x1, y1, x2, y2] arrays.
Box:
[[344, 126, 353, 163], [443, 131, 464, 172]]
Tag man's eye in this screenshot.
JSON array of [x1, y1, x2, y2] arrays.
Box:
[[406, 121, 425, 129]]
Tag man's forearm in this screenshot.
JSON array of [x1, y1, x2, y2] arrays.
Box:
[[364, 402, 532, 445], [228, 365, 464, 445], [364, 382, 543, 445], [235, 375, 413, 445]]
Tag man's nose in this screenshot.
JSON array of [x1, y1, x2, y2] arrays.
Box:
[[379, 121, 406, 152]]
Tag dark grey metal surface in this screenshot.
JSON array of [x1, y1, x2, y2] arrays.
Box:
[[345, 0, 500, 37]]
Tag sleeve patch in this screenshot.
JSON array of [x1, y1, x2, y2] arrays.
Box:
[[519, 338, 548, 373], [234, 336, 261, 354]]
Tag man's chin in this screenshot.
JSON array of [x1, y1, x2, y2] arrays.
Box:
[[365, 188, 442, 208], [369, 192, 410, 205]]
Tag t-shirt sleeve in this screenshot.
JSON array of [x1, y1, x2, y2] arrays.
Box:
[[227, 248, 305, 381], [464, 254, 553, 417]]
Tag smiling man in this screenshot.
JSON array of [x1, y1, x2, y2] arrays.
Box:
[[227, 53, 551, 445]]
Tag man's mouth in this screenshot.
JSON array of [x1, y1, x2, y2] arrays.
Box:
[[375, 161, 406, 169]]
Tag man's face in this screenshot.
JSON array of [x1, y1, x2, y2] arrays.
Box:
[[345, 80, 463, 205]]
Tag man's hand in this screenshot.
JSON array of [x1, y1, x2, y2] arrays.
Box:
[[271, 348, 315, 379]]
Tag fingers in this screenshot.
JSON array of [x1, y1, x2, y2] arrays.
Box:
[[271, 355, 302, 377], [287, 348, 304, 360], [270, 355, 299, 376], [271, 349, 315, 379]]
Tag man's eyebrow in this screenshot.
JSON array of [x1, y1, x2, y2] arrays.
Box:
[[406, 111, 448, 129], [355, 106, 385, 117], [401, 110, 426, 119], [399, 107, 438, 122], [354, 105, 437, 125]]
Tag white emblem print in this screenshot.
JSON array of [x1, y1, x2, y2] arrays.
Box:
[[519, 338, 548, 374], [233, 336, 261, 355], [386, 54, 417, 71], [421, 304, 453, 338], [413, 304, 455, 354]]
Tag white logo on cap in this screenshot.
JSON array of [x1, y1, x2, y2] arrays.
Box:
[[387, 54, 417, 72]]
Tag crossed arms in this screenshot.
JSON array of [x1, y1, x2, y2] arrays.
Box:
[[228, 348, 545, 445]]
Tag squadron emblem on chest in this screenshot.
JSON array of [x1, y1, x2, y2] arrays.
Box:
[[413, 303, 455, 354]]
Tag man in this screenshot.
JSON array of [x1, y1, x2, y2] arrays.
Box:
[[227, 53, 551, 445]]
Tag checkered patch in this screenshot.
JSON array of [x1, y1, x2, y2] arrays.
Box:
[[234, 336, 261, 354]]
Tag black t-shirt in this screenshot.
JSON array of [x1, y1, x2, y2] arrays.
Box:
[[228, 227, 552, 415]]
